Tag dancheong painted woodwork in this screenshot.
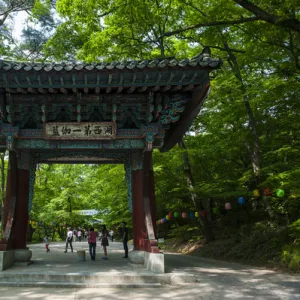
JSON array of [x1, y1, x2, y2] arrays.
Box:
[[0, 52, 221, 255], [0, 54, 221, 156]]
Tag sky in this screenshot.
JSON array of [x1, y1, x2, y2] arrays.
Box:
[[11, 11, 28, 40]]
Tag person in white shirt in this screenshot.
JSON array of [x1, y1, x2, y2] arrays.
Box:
[[64, 228, 73, 253]]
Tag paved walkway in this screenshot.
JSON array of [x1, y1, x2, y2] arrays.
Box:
[[0, 241, 299, 299]]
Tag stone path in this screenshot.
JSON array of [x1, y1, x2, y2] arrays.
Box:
[[0, 241, 299, 299]]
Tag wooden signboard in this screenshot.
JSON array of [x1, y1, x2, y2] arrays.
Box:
[[44, 122, 116, 140]]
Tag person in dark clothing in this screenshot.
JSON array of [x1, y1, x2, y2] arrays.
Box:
[[88, 227, 97, 261], [100, 224, 109, 260], [122, 221, 128, 258]]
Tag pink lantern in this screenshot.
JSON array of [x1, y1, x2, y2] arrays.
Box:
[[264, 188, 271, 196], [182, 212, 187, 218], [161, 218, 165, 224], [225, 203, 232, 210], [200, 210, 207, 217]]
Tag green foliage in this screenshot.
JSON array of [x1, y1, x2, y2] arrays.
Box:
[[1, 0, 299, 271], [31, 164, 130, 236]]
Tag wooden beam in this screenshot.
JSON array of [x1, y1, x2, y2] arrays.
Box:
[[171, 85, 182, 91], [116, 87, 123, 93], [161, 85, 171, 92], [84, 88, 89, 94], [127, 86, 136, 93], [5, 88, 17, 93], [95, 87, 101, 94], [17, 88, 28, 94], [138, 86, 148, 92], [60, 88, 68, 94], [182, 84, 194, 91], [38, 88, 47, 94], [151, 86, 160, 92], [160, 84, 209, 153], [28, 88, 38, 93]]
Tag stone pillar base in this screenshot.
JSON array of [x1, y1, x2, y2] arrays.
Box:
[[128, 250, 165, 273], [128, 250, 145, 265], [0, 250, 14, 271], [14, 249, 32, 263], [77, 250, 86, 261], [144, 252, 164, 273]]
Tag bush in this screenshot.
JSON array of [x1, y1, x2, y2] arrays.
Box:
[[282, 245, 300, 272]]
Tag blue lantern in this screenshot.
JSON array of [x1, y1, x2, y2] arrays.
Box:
[[189, 212, 194, 218], [238, 197, 245, 205]]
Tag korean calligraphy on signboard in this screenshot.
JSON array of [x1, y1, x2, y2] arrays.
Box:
[[44, 122, 116, 140]]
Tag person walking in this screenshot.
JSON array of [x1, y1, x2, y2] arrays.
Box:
[[88, 227, 97, 260], [64, 227, 73, 253], [43, 236, 50, 253], [100, 225, 109, 260], [122, 221, 128, 258], [77, 229, 82, 242]]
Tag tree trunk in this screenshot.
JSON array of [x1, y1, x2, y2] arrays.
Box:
[[178, 139, 215, 242], [223, 41, 275, 218], [223, 42, 261, 178]]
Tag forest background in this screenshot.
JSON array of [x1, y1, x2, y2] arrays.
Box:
[[0, 0, 299, 272]]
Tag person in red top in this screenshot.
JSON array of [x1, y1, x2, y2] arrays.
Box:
[[88, 227, 97, 261]]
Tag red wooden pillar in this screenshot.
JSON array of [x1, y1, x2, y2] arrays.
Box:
[[0, 152, 17, 251], [143, 151, 159, 253], [148, 152, 157, 237], [131, 152, 147, 250], [11, 168, 30, 249]]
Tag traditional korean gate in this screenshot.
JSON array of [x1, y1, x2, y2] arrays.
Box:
[[0, 54, 221, 272]]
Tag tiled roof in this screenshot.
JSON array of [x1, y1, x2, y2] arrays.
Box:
[[0, 54, 221, 72]]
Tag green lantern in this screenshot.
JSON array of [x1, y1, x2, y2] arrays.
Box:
[[276, 189, 285, 198], [174, 212, 179, 217], [212, 207, 218, 214]]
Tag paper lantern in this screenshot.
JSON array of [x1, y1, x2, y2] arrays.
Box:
[[161, 218, 165, 224], [212, 207, 218, 214], [156, 221, 159, 225], [168, 212, 173, 218], [264, 188, 271, 196], [189, 212, 194, 218], [253, 189, 260, 197], [166, 215, 170, 220], [28, 220, 31, 225], [200, 210, 207, 217], [276, 189, 285, 198], [225, 203, 232, 210], [163, 217, 167, 223], [182, 212, 187, 218], [174, 212, 179, 218], [195, 211, 199, 217], [238, 197, 245, 205]]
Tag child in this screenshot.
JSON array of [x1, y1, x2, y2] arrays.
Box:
[[44, 236, 50, 252]]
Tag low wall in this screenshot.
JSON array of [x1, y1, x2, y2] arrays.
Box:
[[0, 250, 14, 271]]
